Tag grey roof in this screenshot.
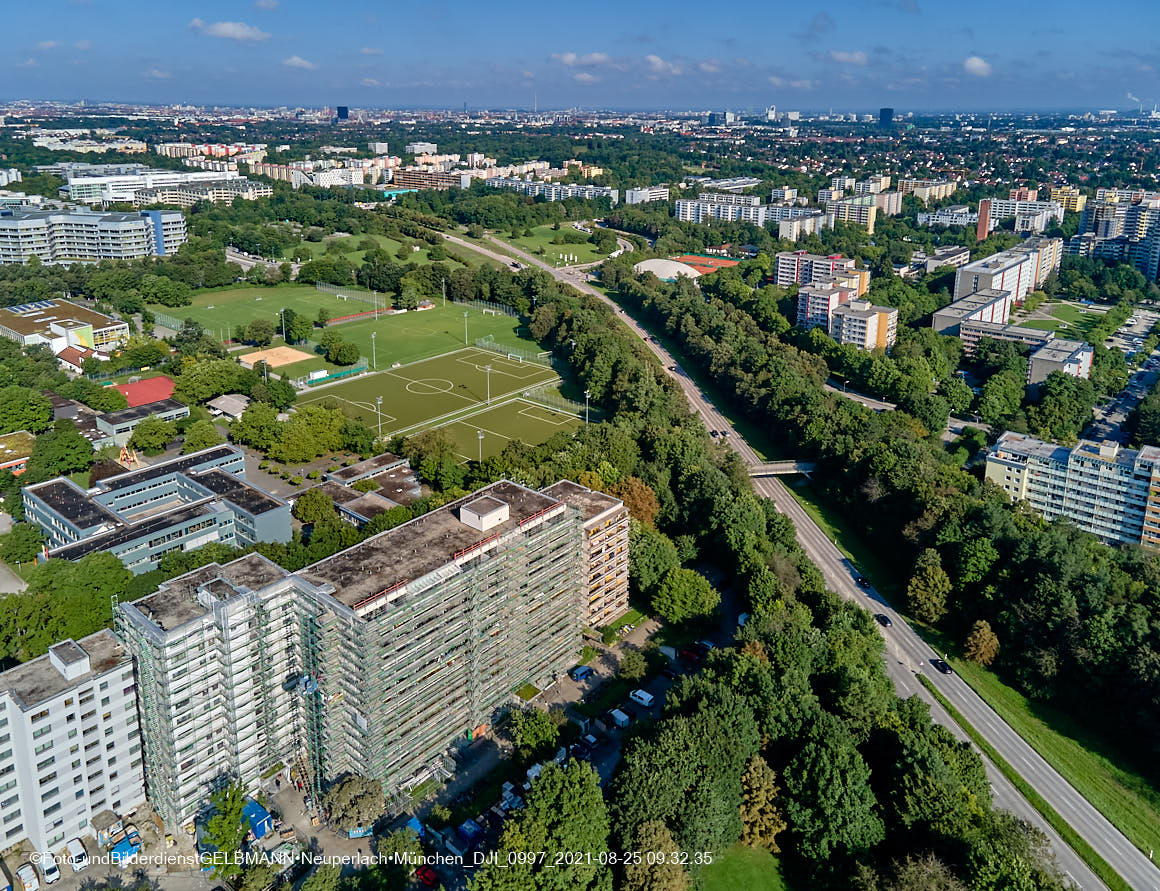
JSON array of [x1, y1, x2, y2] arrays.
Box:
[[0, 630, 127, 710]]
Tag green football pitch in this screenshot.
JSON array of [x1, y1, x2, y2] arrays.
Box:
[[171, 286, 537, 376], [296, 348, 580, 458]]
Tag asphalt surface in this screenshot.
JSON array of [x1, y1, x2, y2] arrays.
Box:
[[451, 232, 1160, 891]]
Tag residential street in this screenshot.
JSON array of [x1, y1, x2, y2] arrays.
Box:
[[454, 231, 1158, 890]]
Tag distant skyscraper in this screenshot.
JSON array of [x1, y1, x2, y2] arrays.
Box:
[[765, 105, 777, 121], [879, 107, 895, 127], [336, 106, 349, 120]]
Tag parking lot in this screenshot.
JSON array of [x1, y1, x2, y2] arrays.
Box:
[[1086, 308, 1160, 443]]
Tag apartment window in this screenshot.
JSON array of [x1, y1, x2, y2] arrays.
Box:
[[30, 709, 49, 723], [5, 824, 22, 838]]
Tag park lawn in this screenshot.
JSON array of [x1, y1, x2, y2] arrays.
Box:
[[945, 651, 1160, 861], [703, 845, 787, 891], [504, 224, 608, 266], [787, 478, 1160, 863], [284, 233, 491, 269], [173, 285, 362, 337], [1020, 318, 1068, 332]]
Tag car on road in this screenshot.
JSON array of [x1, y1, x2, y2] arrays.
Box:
[[874, 613, 892, 627], [65, 838, 88, 873], [569, 665, 594, 682], [416, 865, 440, 887], [710, 430, 719, 437], [16, 863, 39, 891], [855, 576, 871, 589], [931, 659, 953, 675]]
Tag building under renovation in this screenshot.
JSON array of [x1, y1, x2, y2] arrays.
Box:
[[116, 480, 618, 827]]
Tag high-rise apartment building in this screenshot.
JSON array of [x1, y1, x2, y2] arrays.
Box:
[[829, 300, 899, 350], [0, 630, 145, 855], [542, 481, 630, 627], [118, 481, 617, 827], [897, 179, 957, 203], [0, 208, 185, 264], [797, 281, 856, 330], [952, 237, 1062, 304], [986, 433, 1160, 549], [775, 251, 868, 293], [1049, 186, 1087, 212], [625, 186, 670, 204], [826, 195, 879, 233], [132, 179, 273, 207]]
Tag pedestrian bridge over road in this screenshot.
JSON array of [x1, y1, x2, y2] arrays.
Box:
[[749, 461, 817, 476]]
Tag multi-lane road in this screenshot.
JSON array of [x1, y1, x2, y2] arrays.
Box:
[[452, 231, 1160, 890]]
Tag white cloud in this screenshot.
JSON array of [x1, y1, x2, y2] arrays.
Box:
[[282, 55, 316, 70], [768, 76, 785, 87], [963, 55, 992, 77], [360, 47, 383, 55], [16, 58, 38, 68], [830, 50, 868, 65], [255, 0, 278, 8], [145, 68, 172, 80], [698, 60, 721, 73], [789, 79, 816, 90], [188, 19, 270, 41], [573, 72, 599, 84], [360, 77, 380, 87], [74, 40, 91, 50], [552, 52, 610, 67], [36, 40, 58, 51], [645, 54, 681, 75]]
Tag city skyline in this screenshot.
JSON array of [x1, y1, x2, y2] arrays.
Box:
[[5, 0, 1159, 111]]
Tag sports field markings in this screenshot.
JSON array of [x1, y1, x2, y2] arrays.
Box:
[[454, 354, 550, 382], [404, 378, 456, 395], [518, 404, 574, 426]]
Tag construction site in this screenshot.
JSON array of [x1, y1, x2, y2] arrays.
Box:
[[115, 479, 614, 828]]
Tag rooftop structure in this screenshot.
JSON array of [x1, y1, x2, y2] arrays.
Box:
[[0, 299, 129, 352], [95, 398, 190, 446]]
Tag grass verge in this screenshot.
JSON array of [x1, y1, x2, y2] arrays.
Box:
[[917, 675, 1130, 891], [702, 844, 787, 891]]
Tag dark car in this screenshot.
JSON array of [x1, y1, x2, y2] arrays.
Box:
[[855, 576, 871, 589], [678, 648, 703, 664], [932, 659, 953, 675], [661, 665, 679, 680], [570, 743, 590, 760], [416, 865, 439, 887], [874, 613, 892, 627]]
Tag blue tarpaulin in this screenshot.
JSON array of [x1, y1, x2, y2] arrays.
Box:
[[242, 800, 273, 840], [457, 819, 484, 845], [110, 837, 140, 864], [406, 816, 425, 841]]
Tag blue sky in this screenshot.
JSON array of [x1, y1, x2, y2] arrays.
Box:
[[5, 0, 1159, 111]]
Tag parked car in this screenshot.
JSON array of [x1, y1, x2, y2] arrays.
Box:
[[416, 865, 440, 887], [661, 665, 679, 680], [16, 864, 39, 891], [569, 666, 594, 682], [40, 859, 58, 886], [932, 659, 953, 675], [629, 689, 655, 708], [65, 838, 88, 873], [582, 733, 600, 750], [678, 648, 703, 664], [874, 614, 893, 628], [694, 639, 715, 652]]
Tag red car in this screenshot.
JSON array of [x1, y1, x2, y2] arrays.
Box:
[[416, 865, 439, 887], [678, 648, 703, 664]]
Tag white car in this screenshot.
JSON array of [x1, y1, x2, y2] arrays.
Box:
[[629, 688, 655, 708], [40, 857, 59, 885], [65, 838, 89, 873], [16, 863, 39, 891]]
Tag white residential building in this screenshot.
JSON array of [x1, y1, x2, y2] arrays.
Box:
[[0, 169, 21, 188], [625, 186, 671, 204], [62, 170, 243, 204], [0, 630, 145, 855], [917, 204, 978, 227], [829, 300, 899, 350], [0, 208, 186, 264], [404, 141, 438, 155], [953, 237, 1061, 303], [487, 178, 618, 204]]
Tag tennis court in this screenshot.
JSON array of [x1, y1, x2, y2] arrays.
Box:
[[296, 348, 561, 438]]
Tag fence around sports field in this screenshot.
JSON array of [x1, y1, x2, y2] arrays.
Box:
[[290, 357, 369, 389], [520, 383, 601, 422]]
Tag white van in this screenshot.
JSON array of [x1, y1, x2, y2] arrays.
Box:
[[629, 689, 655, 708]]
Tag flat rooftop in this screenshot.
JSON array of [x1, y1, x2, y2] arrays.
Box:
[[24, 477, 119, 529], [327, 452, 407, 483], [939, 288, 1010, 320], [0, 430, 35, 461], [99, 398, 188, 428], [301, 481, 562, 609], [100, 445, 238, 492], [0, 299, 124, 338], [992, 431, 1073, 464], [191, 468, 285, 516], [541, 480, 623, 523], [131, 553, 292, 632], [48, 501, 218, 561], [1032, 339, 1091, 362], [0, 630, 126, 710]]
